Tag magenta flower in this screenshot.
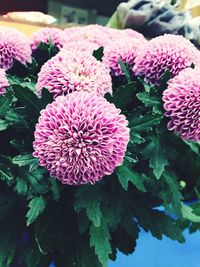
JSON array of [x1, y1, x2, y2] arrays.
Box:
[[0, 69, 9, 95], [163, 67, 200, 141], [36, 50, 112, 98], [0, 26, 32, 70], [103, 37, 147, 76], [61, 24, 113, 47], [133, 34, 200, 84], [33, 92, 130, 185], [30, 27, 63, 50]]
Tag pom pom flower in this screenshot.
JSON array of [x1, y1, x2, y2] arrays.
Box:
[[0, 69, 9, 95], [103, 37, 147, 77], [62, 40, 99, 55], [62, 24, 113, 47], [0, 26, 32, 70], [36, 50, 112, 98], [33, 92, 130, 185], [30, 27, 63, 51], [133, 34, 200, 84], [163, 67, 200, 141]]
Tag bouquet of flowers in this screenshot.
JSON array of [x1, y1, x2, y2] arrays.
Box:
[[1, 24, 200, 267]]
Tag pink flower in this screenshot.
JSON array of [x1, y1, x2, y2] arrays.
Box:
[[0, 26, 32, 70], [61, 24, 113, 47], [36, 50, 112, 98], [30, 27, 63, 50], [62, 40, 99, 55], [106, 28, 145, 41], [0, 69, 9, 95], [163, 67, 200, 141], [133, 34, 200, 84], [33, 91, 130, 185], [103, 37, 147, 76]]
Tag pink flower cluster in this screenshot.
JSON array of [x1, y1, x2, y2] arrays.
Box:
[[33, 92, 130, 185], [0, 26, 32, 70], [0, 69, 9, 95], [103, 37, 147, 76], [163, 67, 200, 141], [30, 27, 63, 51], [36, 50, 112, 98], [133, 34, 200, 84]]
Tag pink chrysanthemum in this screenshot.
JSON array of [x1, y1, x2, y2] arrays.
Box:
[[163, 67, 200, 141], [36, 50, 112, 98], [30, 27, 63, 50], [103, 37, 147, 76], [106, 28, 145, 41], [33, 91, 130, 185], [62, 40, 99, 55], [0, 26, 32, 70], [133, 34, 200, 84], [0, 69, 9, 95], [61, 24, 113, 47]]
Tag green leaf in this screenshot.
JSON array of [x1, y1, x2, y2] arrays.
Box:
[[137, 92, 162, 114], [0, 165, 14, 186], [183, 140, 200, 155], [50, 177, 60, 201], [116, 165, 146, 192], [90, 221, 112, 267], [75, 186, 103, 227], [119, 60, 132, 83], [26, 196, 47, 226], [181, 203, 200, 223], [93, 47, 104, 62], [130, 131, 145, 144], [110, 82, 137, 109], [0, 91, 14, 116], [14, 177, 28, 196], [144, 135, 169, 179], [161, 171, 183, 218], [0, 120, 9, 131], [13, 154, 38, 169], [132, 203, 185, 242], [130, 113, 163, 132]]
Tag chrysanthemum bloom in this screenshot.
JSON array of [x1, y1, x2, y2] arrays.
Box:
[[61, 24, 113, 47], [36, 50, 112, 98], [0, 26, 32, 70], [0, 69, 9, 95], [106, 28, 145, 41], [62, 40, 99, 55], [133, 34, 200, 84], [30, 27, 63, 51], [103, 37, 147, 76], [163, 67, 200, 141], [33, 92, 130, 185]]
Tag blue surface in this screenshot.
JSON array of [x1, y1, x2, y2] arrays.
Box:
[[108, 229, 200, 267]]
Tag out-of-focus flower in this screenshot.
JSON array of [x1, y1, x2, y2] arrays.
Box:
[[36, 50, 112, 98], [103, 37, 147, 77], [0, 26, 32, 70], [163, 67, 200, 141], [133, 34, 200, 84], [62, 40, 99, 54], [62, 24, 113, 47], [33, 91, 130, 185], [30, 27, 63, 51], [0, 69, 9, 95]]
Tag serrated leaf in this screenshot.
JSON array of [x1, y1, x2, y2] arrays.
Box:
[[0, 91, 13, 115], [90, 221, 112, 267], [144, 135, 169, 179], [130, 113, 163, 132], [137, 92, 162, 114], [183, 140, 200, 155], [93, 47, 104, 62], [116, 165, 146, 192], [26, 196, 47, 226], [119, 60, 132, 83], [75, 186, 103, 227], [0, 166, 14, 185], [110, 82, 137, 109], [50, 178, 60, 201], [130, 131, 145, 144], [13, 154, 38, 168], [161, 171, 183, 218]]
